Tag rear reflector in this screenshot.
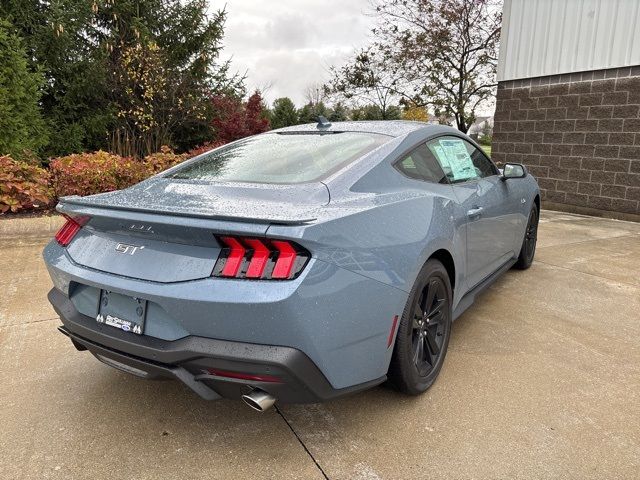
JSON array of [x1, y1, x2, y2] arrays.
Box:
[[213, 236, 309, 280], [204, 368, 283, 383], [387, 315, 399, 348], [55, 215, 89, 246]]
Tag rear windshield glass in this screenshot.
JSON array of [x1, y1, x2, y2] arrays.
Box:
[[167, 132, 389, 184]]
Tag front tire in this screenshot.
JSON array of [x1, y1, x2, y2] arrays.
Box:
[[514, 205, 539, 270], [388, 259, 452, 395]]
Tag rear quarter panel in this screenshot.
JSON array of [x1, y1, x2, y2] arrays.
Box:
[[268, 164, 468, 311], [266, 181, 466, 387]]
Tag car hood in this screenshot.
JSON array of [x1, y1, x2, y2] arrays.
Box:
[[60, 177, 330, 224]]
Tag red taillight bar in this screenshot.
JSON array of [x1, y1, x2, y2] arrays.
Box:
[[213, 236, 309, 280], [219, 236, 245, 277], [55, 215, 89, 246], [244, 238, 270, 278], [271, 240, 297, 279]]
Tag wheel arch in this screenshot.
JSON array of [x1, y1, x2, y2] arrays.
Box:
[[533, 194, 540, 213], [428, 248, 456, 294]]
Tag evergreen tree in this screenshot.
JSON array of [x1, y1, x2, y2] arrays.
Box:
[[328, 103, 348, 122], [98, 0, 243, 156], [1, 0, 243, 157], [297, 102, 329, 124], [351, 104, 401, 121], [270, 97, 299, 129], [0, 18, 48, 158], [2, 0, 111, 157]]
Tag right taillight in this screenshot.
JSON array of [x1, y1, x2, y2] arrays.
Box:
[[55, 215, 89, 246], [213, 236, 310, 280]]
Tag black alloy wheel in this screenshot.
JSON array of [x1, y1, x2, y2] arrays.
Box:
[[411, 278, 448, 376], [515, 206, 539, 269], [388, 259, 452, 394]]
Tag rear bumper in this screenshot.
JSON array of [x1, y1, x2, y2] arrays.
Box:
[[49, 288, 385, 403], [44, 239, 407, 390]]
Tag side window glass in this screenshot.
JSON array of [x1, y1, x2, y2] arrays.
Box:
[[427, 136, 497, 183], [469, 143, 498, 178], [395, 144, 447, 184]]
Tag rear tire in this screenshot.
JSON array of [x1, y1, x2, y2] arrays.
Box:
[[514, 205, 539, 270], [388, 259, 452, 395]]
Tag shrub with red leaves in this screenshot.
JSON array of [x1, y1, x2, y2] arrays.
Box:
[[5, 142, 243, 213], [245, 92, 271, 136], [50, 151, 148, 198], [186, 140, 227, 158], [0, 155, 52, 213], [211, 91, 270, 144]]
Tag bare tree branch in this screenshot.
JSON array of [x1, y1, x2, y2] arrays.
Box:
[[365, 0, 502, 132]]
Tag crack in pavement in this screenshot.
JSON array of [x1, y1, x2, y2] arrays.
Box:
[[275, 405, 330, 480], [534, 259, 639, 288], [0, 317, 59, 331]]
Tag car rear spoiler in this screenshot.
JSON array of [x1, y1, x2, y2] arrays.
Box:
[[58, 196, 318, 227]]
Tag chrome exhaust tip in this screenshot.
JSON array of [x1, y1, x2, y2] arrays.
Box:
[[241, 389, 276, 412]]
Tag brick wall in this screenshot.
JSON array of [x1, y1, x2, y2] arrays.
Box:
[[493, 66, 640, 218]]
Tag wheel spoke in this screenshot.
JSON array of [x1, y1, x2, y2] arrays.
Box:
[[413, 336, 424, 365], [429, 310, 444, 327], [412, 303, 423, 330], [418, 289, 429, 312], [427, 298, 445, 320], [424, 279, 438, 311], [425, 329, 440, 360]]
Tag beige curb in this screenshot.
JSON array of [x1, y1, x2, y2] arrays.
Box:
[[0, 214, 64, 239]]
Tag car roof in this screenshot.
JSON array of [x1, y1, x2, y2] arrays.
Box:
[[271, 120, 460, 138]]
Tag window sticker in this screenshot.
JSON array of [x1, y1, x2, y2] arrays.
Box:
[[435, 138, 477, 181], [431, 145, 449, 169]]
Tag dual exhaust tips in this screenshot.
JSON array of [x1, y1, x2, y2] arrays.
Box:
[[241, 388, 276, 412]]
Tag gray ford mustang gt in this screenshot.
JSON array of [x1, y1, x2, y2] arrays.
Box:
[[44, 120, 540, 411]]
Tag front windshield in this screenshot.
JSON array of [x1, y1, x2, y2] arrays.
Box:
[[168, 132, 389, 184]]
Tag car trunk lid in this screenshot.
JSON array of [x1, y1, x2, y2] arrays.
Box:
[[58, 179, 328, 283], [61, 178, 329, 224]]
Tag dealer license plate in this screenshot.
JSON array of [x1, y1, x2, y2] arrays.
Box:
[[96, 290, 147, 335]]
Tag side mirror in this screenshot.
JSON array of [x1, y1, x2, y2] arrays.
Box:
[[501, 163, 527, 180]]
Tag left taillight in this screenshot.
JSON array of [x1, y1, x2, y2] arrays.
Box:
[[55, 215, 90, 247], [213, 236, 310, 280]]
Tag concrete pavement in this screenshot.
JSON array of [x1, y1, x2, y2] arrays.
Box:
[[1, 211, 639, 479]]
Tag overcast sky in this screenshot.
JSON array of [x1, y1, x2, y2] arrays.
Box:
[[219, 0, 375, 106]]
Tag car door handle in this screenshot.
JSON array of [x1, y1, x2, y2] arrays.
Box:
[[467, 207, 484, 218]]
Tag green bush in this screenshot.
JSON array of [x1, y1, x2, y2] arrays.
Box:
[[478, 133, 492, 146], [0, 155, 52, 213], [50, 151, 147, 198]]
